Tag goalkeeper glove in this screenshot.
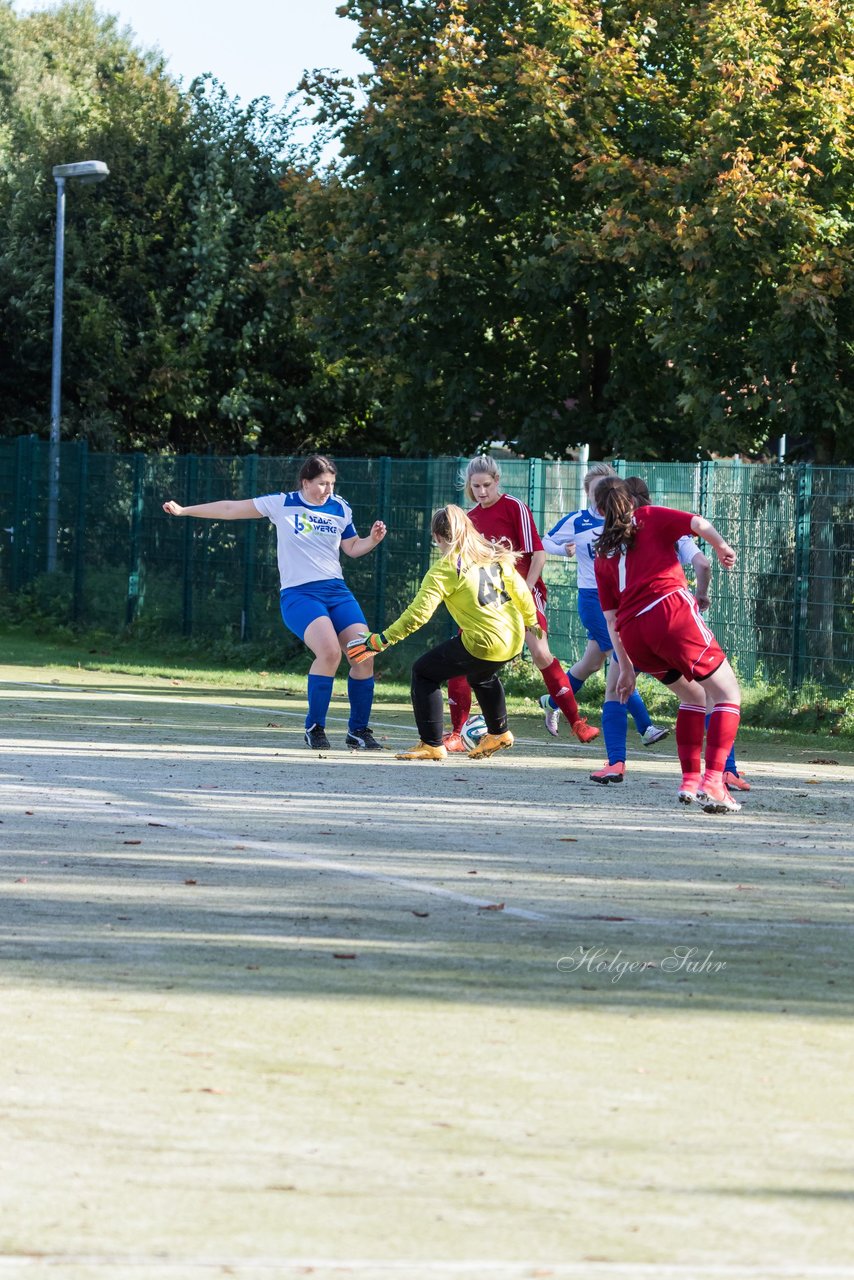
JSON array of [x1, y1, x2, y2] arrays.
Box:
[[346, 632, 391, 664]]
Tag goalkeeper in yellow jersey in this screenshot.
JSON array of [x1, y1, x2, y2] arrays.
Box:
[[348, 504, 537, 760]]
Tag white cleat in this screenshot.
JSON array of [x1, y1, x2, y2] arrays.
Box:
[[539, 693, 560, 738], [642, 724, 670, 746]]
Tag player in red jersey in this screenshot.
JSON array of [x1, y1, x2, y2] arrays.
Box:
[[623, 475, 749, 793], [444, 455, 598, 750], [593, 477, 743, 814]]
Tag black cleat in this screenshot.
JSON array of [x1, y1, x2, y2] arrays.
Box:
[[304, 724, 331, 751], [345, 727, 384, 750]]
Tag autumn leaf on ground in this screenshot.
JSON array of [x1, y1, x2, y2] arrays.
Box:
[[333, 953, 357, 960], [478, 903, 505, 911]]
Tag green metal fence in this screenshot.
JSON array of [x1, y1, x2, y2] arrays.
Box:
[[1, 436, 852, 690]]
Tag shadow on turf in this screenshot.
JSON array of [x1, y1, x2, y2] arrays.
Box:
[[2, 692, 852, 1016]]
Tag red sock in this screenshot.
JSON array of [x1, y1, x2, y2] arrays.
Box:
[[447, 676, 472, 735], [704, 703, 741, 786], [540, 658, 580, 724], [676, 703, 705, 788]]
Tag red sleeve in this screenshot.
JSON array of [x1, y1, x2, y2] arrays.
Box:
[[595, 556, 620, 613], [636, 506, 696, 541], [511, 500, 543, 554]]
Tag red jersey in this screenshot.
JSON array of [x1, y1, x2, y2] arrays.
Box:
[[468, 494, 547, 605], [595, 506, 696, 626]]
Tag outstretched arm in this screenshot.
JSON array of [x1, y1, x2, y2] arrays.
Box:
[[162, 499, 263, 520], [341, 521, 387, 558], [690, 516, 736, 569]]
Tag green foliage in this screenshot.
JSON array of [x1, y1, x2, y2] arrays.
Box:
[[2, 0, 852, 460], [0, 0, 367, 454], [294, 0, 854, 460]]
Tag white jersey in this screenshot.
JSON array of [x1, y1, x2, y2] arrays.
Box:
[[676, 535, 698, 567], [253, 491, 358, 591], [544, 507, 604, 590]]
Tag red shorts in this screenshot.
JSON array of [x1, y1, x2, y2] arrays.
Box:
[[531, 586, 548, 635], [618, 589, 725, 683]]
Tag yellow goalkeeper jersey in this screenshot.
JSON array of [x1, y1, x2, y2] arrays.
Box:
[[383, 555, 536, 662]]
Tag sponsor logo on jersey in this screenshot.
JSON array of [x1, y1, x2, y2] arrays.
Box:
[[294, 513, 339, 535]]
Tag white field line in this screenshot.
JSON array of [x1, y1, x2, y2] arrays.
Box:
[[1, 1257, 853, 1277], [65, 801, 550, 923], [32, 796, 854, 933], [0, 680, 605, 752]]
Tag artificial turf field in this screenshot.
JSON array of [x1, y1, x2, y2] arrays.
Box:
[[0, 663, 852, 1280]]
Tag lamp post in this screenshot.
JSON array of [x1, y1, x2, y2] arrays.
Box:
[[46, 159, 109, 573]]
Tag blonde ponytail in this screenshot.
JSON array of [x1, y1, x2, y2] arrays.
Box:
[[431, 505, 520, 573]]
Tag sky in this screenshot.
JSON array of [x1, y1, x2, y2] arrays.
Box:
[[15, 0, 370, 111]]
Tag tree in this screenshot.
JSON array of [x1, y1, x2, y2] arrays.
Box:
[[294, 0, 854, 460], [0, 0, 364, 454]]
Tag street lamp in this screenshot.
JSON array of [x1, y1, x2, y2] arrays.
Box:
[[46, 159, 109, 573]]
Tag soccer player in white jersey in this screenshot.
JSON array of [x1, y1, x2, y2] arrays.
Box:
[[541, 464, 667, 783], [163, 454, 386, 751]]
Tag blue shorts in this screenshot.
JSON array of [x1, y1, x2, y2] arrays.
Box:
[[578, 588, 613, 653], [280, 579, 367, 641]]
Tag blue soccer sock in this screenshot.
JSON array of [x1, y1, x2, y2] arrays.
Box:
[[602, 699, 629, 765], [705, 711, 738, 774], [348, 674, 375, 734], [306, 674, 334, 730], [549, 670, 584, 711], [627, 690, 652, 736]]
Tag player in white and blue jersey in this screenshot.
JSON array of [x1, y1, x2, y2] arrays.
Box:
[[541, 463, 668, 783], [163, 454, 387, 752]]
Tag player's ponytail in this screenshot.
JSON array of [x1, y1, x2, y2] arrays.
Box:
[[431, 505, 520, 572], [594, 478, 636, 557], [624, 476, 651, 508]]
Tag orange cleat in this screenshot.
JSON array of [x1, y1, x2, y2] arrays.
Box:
[[572, 718, 600, 744], [724, 771, 751, 792], [699, 781, 742, 814], [589, 761, 625, 785], [442, 732, 467, 753]]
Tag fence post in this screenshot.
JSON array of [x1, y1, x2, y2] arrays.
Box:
[[241, 454, 258, 641], [26, 435, 40, 584], [182, 455, 197, 637], [528, 457, 546, 535], [72, 439, 88, 624], [374, 456, 392, 627], [790, 463, 813, 689], [454, 458, 468, 508], [10, 435, 34, 590], [126, 452, 144, 627]]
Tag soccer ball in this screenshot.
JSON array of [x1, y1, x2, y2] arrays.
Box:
[[460, 713, 488, 751]]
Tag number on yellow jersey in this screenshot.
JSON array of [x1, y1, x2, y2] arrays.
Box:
[[477, 564, 511, 608]]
